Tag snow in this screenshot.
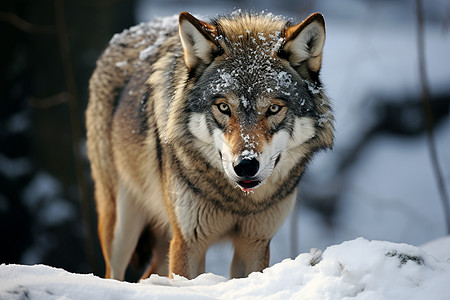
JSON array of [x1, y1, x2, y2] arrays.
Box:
[[115, 60, 128, 68], [108, 15, 179, 62], [241, 149, 257, 160], [420, 236, 450, 262], [2, 238, 450, 299], [317, 111, 333, 127]]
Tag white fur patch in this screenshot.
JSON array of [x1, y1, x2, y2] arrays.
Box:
[[287, 117, 316, 149], [213, 128, 238, 183], [257, 117, 315, 183], [189, 113, 214, 144], [188, 113, 226, 171], [173, 183, 201, 239]]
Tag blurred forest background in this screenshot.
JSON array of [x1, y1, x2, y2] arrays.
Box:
[[1, 0, 449, 281]]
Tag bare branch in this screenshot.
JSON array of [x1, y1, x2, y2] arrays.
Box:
[[28, 92, 69, 109], [53, 0, 98, 272], [0, 11, 55, 34], [415, 0, 450, 234]]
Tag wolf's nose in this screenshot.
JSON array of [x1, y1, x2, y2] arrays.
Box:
[[234, 157, 259, 178]]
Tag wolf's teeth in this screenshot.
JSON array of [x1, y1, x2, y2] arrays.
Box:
[[241, 187, 255, 195]]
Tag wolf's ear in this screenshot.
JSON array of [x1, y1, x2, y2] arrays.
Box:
[[179, 12, 220, 71], [280, 13, 325, 76]]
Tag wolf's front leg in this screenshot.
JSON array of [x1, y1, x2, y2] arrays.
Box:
[[168, 230, 206, 279], [230, 238, 270, 278]]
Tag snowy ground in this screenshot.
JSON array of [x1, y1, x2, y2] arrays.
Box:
[[2, 237, 450, 299]]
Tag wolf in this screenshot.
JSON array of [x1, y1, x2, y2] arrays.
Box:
[[86, 10, 333, 281]]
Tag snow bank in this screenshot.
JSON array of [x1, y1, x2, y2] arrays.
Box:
[[2, 238, 449, 300], [420, 235, 450, 262]]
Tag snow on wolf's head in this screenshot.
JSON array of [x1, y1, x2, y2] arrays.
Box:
[[182, 11, 334, 193]]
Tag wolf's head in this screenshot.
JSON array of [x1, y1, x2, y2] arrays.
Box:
[[177, 11, 333, 193]]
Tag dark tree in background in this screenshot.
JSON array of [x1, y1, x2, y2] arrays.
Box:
[[0, 0, 136, 275]]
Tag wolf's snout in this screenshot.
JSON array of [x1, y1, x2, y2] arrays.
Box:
[[233, 156, 259, 178]]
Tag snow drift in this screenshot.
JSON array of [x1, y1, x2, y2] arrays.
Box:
[[2, 238, 449, 300]]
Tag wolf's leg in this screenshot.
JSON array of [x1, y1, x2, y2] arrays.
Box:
[[94, 181, 117, 279], [230, 238, 270, 278], [168, 230, 206, 279], [97, 203, 115, 278], [153, 235, 171, 276], [140, 233, 171, 278], [109, 182, 147, 280]]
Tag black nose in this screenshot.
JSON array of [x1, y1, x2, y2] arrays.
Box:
[[234, 157, 259, 178]]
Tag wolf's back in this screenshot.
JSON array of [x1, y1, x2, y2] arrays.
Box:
[[86, 17, 178, 207]]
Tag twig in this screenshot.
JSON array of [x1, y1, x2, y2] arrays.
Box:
[[415, 0, 450, 234], [54, 0, 98, 272], [28, 92, 69, 109], [67, 0, 124, 9], [0, 11, 55, 34]]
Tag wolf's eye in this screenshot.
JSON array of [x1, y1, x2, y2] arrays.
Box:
[[217, 103, 231, 116], [267, 104, 281, 116]]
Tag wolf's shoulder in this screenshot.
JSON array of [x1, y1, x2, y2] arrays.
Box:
[[109, 15, 179, 49], [96, 15, 180, 71]]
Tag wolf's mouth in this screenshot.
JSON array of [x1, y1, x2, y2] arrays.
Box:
[[237, 180, 260, 191]]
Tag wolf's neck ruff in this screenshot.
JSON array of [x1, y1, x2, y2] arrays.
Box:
[[86, 10, 333, 281]]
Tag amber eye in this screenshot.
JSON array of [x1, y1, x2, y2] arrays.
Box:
[[267, 104, 281, 116], [217, 103, 231, 116]]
